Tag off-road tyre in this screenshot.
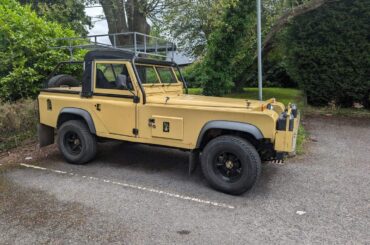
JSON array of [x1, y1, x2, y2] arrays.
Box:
[[48, 74, 79, 88], [58, 120, 97, 165], [201, 135, 261, 195]]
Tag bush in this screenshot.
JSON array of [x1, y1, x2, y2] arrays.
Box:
[[0, 99, 37, 152], [246, 58, 298, 88], [0, 0, 84, 102], [181, 63, 203, 88], [285, 0, 370, 108]]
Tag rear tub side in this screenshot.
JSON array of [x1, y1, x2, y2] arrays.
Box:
[[38, 92, 100, 147], [38, 108, 97, 148]]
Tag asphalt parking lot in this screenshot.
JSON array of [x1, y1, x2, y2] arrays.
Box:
[[1, 116, 370, 244]]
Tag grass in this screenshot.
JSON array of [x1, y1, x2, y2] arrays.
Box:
[[188, 87, 308, 154], [188, 87, 304, 105]]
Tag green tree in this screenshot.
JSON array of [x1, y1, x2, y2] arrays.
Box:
[[200, 0, 257, 95], [0, 0, 83, 102], [158, 0, 224, 56], [284, 0, 370, 107], [18, 0, 92, 36], [197, 0, 333, 96]]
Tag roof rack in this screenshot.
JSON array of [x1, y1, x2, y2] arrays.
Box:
[[50, 32, 177, 62]]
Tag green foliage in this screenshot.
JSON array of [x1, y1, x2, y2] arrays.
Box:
[[246, 57, 298, 88], [18, 0, 92, 36], [284, 0, 370, 108], [0, 0, 84, 102], [181, 63, 203, 88], [159, 0, 213, 56], [200, 0, 257, 96], [158, 0, 235, 56]]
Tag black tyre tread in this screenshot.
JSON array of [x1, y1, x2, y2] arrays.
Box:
[[201, 135, 261, 195], [48, 74, 79, 88], [58, 120, 97, 165]]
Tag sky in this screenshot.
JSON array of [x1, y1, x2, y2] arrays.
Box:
[[85, 6, 110, 44], [84, 6, 193, 64]]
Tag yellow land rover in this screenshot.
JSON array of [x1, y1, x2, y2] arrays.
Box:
[[38, 48, 299, 195]]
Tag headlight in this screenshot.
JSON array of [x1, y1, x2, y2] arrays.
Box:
[[290, 104, 298, 118], [266, 103, 274, 110]]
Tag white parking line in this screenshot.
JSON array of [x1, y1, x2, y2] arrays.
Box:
[[20, 163, 235, 209]]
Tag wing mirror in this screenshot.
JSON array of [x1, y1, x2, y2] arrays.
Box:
[[116, 74, 128, 90]]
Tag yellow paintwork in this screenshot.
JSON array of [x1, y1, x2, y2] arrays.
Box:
[[38, 60, 299, 153], [274, 109, 300, 152]]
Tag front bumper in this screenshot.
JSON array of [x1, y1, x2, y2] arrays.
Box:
[[274, 104, 300, 156]]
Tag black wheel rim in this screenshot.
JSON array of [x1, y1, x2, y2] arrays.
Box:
[[213, 152, 243, 183], [64, 131, 82, 155]]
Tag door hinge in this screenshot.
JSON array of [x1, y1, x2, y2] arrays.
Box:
[[133, 96, 140, 104], [132, 128, 139, 135]]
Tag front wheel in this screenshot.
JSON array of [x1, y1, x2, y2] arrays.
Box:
[[201, 135, 261, 195], [58, 120, 97, 164]]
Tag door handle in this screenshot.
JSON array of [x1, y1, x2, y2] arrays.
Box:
[[95, 104, 101, 111]]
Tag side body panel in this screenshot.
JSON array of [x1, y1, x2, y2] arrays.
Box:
[[136, 102, 278, 149]]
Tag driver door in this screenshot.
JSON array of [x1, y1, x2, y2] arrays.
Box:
[[91, 61, 137, 137]]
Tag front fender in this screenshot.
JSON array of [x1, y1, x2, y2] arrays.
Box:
[[196, 120, 264, 148]]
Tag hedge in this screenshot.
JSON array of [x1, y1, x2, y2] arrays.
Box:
[[0, 0, 84, 102], [285, 0, 370, 108]]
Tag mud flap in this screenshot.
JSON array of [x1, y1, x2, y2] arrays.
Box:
[[189, 150, 200, 175], [38, 123, 54, 147]]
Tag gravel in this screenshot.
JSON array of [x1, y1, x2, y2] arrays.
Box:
[[0, 116, 369, 244]]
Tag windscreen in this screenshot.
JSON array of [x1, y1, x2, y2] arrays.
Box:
[[156, 67, 177, 84], [136, 65, 160, 84]]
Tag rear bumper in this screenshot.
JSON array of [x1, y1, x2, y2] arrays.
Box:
[[274, 105, 300, 155]]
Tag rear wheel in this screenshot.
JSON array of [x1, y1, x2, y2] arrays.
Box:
[[201, 135, 261, 195], [58, 120, 97, 164]]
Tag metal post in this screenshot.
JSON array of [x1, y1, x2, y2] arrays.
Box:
[[172, 43, 175, 62], [155, 39, 158, 54], [113, 34, 117, 48], [165, 42, 168, 61], [69, 40, 73, 61], [134, 32, 137, 56], [257, 0, 263, 101], [144, 35, 147, 53]]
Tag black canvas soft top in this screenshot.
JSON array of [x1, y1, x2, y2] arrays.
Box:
[[84, 49, 176, 67], [84, 49, 135, 62]]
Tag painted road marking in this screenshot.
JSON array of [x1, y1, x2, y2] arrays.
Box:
[[20, 163, 235, 209]]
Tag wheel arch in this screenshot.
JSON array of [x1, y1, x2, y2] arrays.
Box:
[[57, 108, 96, 134], [196, 121, 264, 149]]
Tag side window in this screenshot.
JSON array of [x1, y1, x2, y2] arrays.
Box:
[[156, 67, 178, 84], [96, 63, 132, 90], [136, 65, 160, 84]]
